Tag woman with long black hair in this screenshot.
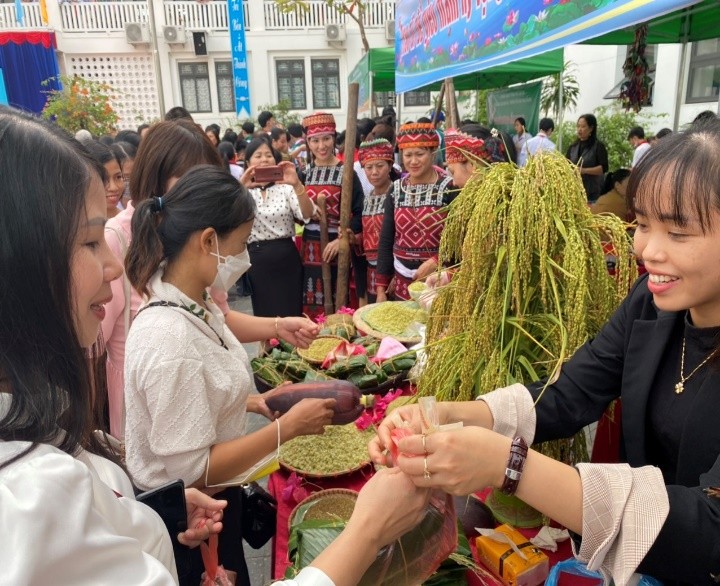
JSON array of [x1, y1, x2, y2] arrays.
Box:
[[0, 106, 225, 584]]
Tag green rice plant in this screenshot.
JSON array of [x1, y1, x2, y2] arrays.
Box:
[[419, 151, 636, 464]]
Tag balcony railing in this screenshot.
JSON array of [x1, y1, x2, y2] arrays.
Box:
[[263, 0, 341, 30], [1, 0, 394, 34], [0, 3, 44, 30], [60, 2, 150, 33], [164, 1, 249, 32], [262, 0, 394, 30], [361, 0, 395, 28]]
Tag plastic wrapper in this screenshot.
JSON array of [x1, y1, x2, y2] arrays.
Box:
[[287, 492, 459, 585]]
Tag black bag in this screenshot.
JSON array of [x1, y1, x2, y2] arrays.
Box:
[[240, 482, 277, 549]]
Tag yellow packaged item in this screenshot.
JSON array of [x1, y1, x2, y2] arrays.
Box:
[[475, 524, 549, 586]]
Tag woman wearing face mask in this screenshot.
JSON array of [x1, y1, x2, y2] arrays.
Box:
[[376, 123, 455, 301], [102, 120, 224, 440], [124, 165, 336, 586], [241, 138, 314, 318]]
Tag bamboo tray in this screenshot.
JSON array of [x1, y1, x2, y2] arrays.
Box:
[[352, 301, 423, 345], [279, 424, 375, 479], [288, 489, 358, 532]]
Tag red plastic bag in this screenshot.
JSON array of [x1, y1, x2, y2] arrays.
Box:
[[199, 534, 235, 586]]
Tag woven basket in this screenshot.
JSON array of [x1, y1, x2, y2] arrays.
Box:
[[288, 488, 359, 532], [353, 302, 423, 345], [279, 425, 375, 479], [296, 335, 346, 365], [280, 455, 372, 479]]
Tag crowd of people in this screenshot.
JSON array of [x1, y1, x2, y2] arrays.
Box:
[[2, 99, 720, 586]]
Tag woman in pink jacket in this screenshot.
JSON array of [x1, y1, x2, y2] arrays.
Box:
[[103, 120, 223, 438]]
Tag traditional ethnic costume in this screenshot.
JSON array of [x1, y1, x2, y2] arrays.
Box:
[[376, 123, 455, 301], [358, 139, 395, 303], [444, 127, 496, 167], [300, 113, 364, 318]]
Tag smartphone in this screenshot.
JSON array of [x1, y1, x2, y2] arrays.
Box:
[[136, 479, 188, 537], [254, 165, 284, 183], [136, 479, 197, 580]]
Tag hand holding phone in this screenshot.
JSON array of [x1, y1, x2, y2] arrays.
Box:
[[253, 165, 284, 184], [136, 479, 188, 538]]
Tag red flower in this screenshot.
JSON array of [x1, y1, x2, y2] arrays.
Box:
[[485, 37, 492, 46], [505, 9, 519, 27]]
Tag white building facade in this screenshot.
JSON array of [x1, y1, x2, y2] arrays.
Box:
[[1, 0, 718, 131]]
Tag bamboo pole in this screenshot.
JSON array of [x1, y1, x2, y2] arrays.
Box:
[[432, 81, 446, 126], [446, 77, 459, 128], [335, 82, 359, 309], [317, 195, 334, 316]]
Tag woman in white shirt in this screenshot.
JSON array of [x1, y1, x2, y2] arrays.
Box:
[[0, 106, 225, 584], [241, 138, 314, 317], [124, 165, 335, 585]]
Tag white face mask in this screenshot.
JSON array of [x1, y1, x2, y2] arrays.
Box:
[[211, 239, 251, 291]]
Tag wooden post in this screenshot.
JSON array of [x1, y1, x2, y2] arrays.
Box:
[[317, 195, 335, 316], [335, 82, 359, 309], [446, 77, 459, 128], [432, 81, 446, 126]]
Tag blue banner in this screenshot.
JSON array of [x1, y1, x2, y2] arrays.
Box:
[[395, 0, 701, 94], [0, 69, 8, 106], [227, 0, 251, 119], [14, 0, 24, 25]]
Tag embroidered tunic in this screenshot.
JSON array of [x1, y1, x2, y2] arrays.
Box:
[[301, 163, 363, 317], [376, 174, 455, 294], [361, 186, 390, 265]]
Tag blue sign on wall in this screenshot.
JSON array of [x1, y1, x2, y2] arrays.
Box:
[[0, 68, 8, 106], [227, 0, 251, 118]]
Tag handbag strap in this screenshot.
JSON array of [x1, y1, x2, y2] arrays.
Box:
[[137, 300, 229, 350]]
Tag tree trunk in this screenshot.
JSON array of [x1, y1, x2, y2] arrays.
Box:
[[345, 6, 370, 52]]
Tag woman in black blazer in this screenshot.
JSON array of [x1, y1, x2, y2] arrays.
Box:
[[370, 119, 720, 585]]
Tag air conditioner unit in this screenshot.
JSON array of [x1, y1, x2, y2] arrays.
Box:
[[325, 23, 346, 43], [163, 25, 186, 44], [385, 19, 395, 42], [124, 22, 150, 45]]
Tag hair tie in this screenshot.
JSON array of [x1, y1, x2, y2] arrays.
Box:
[[153, 196, 163, 213]]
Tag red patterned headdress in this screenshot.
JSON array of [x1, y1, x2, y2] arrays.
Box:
[[302, 112, 336, 138], [396, 122, 439, 150], [445, 129, 492, 164], [359, 139, 394, 165]]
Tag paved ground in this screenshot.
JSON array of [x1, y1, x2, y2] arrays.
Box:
[[230, 294, 274, 585]]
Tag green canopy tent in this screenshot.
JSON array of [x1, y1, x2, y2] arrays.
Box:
[[359, 47, 564, 92], [582, 0, 720, 128], [349, 47, 564, 118], [583, 0, 719, 45]]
